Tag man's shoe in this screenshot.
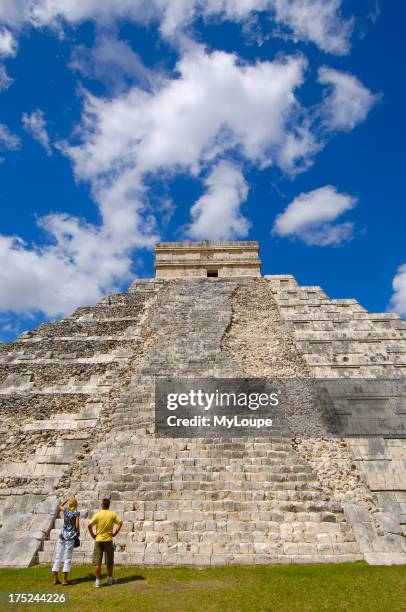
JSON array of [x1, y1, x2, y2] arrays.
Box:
[[94, 580, 100, 588], [107, 578, 116, 586]]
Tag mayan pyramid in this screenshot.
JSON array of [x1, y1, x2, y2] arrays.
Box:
[[0, 241, 405, 568]]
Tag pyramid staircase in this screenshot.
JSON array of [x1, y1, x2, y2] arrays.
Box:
[[0, 277, 405, 566], [39, 279, 363, 565]]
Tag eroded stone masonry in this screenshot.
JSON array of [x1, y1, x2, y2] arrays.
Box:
[[0, 241, 405, 568]]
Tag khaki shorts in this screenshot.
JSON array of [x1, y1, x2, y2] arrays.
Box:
[[92, 540, 114, 566]]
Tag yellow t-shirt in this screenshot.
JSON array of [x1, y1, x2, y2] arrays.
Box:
[[88, 510, 122, 542]]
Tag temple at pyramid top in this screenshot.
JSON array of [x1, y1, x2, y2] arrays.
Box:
[[154, 241, 261, 278]]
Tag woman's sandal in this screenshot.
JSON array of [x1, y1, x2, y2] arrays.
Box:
[[52, 580, 61, 586], [61, 581, 71, 586]]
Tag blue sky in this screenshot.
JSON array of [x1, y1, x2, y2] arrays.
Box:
[[0, 1, 405, 341]]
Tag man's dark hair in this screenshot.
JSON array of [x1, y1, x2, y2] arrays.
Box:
[[102, 498, 111, 509]]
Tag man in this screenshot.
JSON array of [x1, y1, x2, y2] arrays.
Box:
[[88, 498, 123, 588]]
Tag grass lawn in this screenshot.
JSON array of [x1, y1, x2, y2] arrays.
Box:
[[0, 563, 405, 612]]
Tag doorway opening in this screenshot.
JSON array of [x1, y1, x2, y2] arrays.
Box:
[[207, 270, 218, 278]]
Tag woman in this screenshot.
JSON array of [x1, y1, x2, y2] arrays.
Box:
[[51, 497, 80, 586]]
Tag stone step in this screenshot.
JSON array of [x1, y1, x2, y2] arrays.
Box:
[[53, 505, 344, 532], [38, 549, 363, 566], [47, 530, 355, 553]]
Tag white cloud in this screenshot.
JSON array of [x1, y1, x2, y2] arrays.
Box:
[[272, 185, 357, 245], [0, 46, 373, 319], [272, 0, 352, 55], [390, 264, 406, 318], [63, 46, 315, 261], [22, 109, 52, 155], [0, 46, 313, 318], [0, 28, 16, 91], [0, 64, 13, 90], [66, 47, 310, 181], [1, 99, 161, 317], [0, 206, 158, 317], [70, 34, 153, 93], [186, 161, 249, 240], [0, 0, 353, 55], [0, 10, 377, 322], [318, 67, 378, 131], [0, 123, 20, 150], [0, 1, 27, 28], [0, 233, 121, 317], [0, 27, 17, 56]]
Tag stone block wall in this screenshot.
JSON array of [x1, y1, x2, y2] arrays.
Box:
[[155, 241, 261, 278], [0, 281, 163, 566], [266, 274, 406, 562]]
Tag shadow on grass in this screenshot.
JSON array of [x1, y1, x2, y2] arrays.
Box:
[[116, 575, 146, 585], [69, 573, 146, 586], [69, 573, 96, 585]]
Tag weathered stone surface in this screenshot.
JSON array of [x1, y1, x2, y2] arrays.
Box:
[[154, 241, 261, 278], [0, 242, 405, 567]]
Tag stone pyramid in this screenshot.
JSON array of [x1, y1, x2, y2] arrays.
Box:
[[0, 241, 405, 568]]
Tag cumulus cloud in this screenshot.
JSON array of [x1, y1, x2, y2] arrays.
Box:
[[272, 0, 352, 55], [62, 46, 315, 261], [0, 95, 160, 316], [0, 29, 15, 91], [0, 1, 28, 27], [0, 123, 20, 151], [0, 27, 16, 57], [64, 51, 376, 187], [0, 206, 158, 317], [0, 44, 375, 319], [0, 0, 353, 54], [0, 46, 314, 318], [0, 4, 377, 322], [0, 64, 13, 90], [272, 185, 357, 245], [65, 47, 310, 181], [318, 67, 378, 131], [22, 109, 52, 155], [0, 235, 121, 317], [70, 34, 153, 93], [389, 264, 406, 318], [186, 161, 249, 240]]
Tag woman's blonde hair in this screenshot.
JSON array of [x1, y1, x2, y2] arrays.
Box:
[[67, 497, 78, 512]]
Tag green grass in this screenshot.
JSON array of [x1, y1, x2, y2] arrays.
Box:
[[0, 563, 405, 612]]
